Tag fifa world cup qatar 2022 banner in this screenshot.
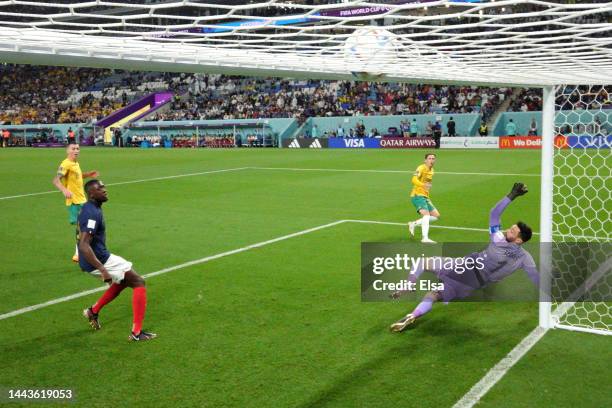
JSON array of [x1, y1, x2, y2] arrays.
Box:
[[328, 137, 436, 149]]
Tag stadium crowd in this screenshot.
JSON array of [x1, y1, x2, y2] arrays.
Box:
[[0, 65, 123, 125], [0, 64, 512, 126], [153, 76, 511, 123]]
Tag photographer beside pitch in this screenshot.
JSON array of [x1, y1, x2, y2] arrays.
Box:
[[390, 183, 538, 332], [78, 179, 156, 342]]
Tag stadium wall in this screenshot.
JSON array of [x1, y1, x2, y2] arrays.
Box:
[[0, 123, 84, 142], [126, 118, 294, 143], [306, 114, 480, 138]]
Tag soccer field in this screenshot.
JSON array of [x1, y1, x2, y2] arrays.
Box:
[[0, 148, 609, 407]]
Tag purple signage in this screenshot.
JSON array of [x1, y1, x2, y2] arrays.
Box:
[[318, 0, 439, 18]]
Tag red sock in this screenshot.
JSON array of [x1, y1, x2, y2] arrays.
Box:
[[92, 283, 125, 314], [131, 286, 147, 335]]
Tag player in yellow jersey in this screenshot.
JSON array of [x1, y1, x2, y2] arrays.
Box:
[[52, 143, 99, 262], [408, 153, 440, 243]]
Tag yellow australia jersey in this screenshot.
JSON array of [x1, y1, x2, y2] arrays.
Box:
[[57, 159, 86, 206], [410, 164, 434, 198]]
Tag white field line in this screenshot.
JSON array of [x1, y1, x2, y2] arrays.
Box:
[[250, 166, 540, 177], [0, 220, 347, 321], [345, 219, 606, 241], [0, 166, 538, 201], [0, 167, 249, 201], [451, 326, 549, 408], [345, 219, 490, 234]]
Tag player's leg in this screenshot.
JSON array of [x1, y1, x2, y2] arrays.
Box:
[[83, 281, 126, 330], [408, 197, 439, 243], [122, 270, 156, 341], [408, 196, 427, 236], [390, 291, 442, 332], [419, 201, 440, 243], [391, 256, 439, 299], [68, 204, 82, 262]]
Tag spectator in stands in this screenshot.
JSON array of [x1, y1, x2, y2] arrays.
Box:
[[505, 119, 517, 137], [311, 124, 319, 139], [479, 121, 489, 136], [400, 120, 410, 137], [433, 121, 442, 148], [410, 119, 419, 137], [528, 117, 538, 136], [447, 117, 456, 137], [425, 121, 433, 138], [336, 124, 345, 138], [355, 120, 366, 137], [67, 127, 76, 144], [2, 128, 9, 147]]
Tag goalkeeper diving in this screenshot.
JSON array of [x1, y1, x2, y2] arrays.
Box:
[[390, 183, 538, 332]]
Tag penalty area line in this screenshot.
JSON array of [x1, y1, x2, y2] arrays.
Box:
[[0, 220, 347, 321], [344, 219, 607, 241], [250, 166, 539, 177]]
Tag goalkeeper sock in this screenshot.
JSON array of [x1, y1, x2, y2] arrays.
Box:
[[421, 215, 430, 239], [412, 297, 434, 318]]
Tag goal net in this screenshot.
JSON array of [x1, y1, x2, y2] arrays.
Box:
[[0, 2, 609, 333], [0, 1, 610, 87], [541, 85, 611, 335]]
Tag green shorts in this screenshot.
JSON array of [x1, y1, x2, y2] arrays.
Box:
[[411, 195, 436, 214], [67, 204, 83, 225]]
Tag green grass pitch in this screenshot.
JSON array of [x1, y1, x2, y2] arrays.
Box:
[[0, 148, 609, 407]]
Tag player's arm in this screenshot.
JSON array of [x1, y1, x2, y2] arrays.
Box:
[[490, 183, 528, 236], [83, 170, 99, 178], [78, 233, 112, 283], [411, 166, 426, 188], [522, 253, 539, 287], [52, 172, 72, 199]]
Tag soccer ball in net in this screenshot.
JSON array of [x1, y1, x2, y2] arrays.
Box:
[[344, 27, 399, 77]]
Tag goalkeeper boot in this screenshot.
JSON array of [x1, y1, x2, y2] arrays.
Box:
[[390, 313, 416, 332], [83, 307, 101, 330], [421, 237, 436, 244]]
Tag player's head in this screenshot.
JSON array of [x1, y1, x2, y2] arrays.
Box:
[[66, 143, 80, 160], [424, 153, 436, 167], [504, 221, 532, 244], [85, 179, 108, 203]]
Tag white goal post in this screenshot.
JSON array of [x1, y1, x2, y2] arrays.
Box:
[[539, 84, 611, 336]]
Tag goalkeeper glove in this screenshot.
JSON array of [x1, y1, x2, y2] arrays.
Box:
[[507, 182, 528, 200]]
